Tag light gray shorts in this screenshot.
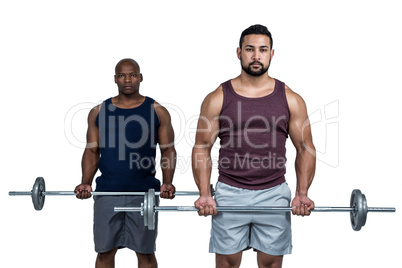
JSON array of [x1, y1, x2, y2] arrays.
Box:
[[93, 195, 159, 254], [209, 182, 292, 256]]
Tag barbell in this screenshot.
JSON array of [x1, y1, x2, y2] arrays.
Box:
[[114, 188, 396, 231], [8, 177, 215, 211]]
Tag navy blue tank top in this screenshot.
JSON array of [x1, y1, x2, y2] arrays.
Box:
[[95, 97, 161, 192]]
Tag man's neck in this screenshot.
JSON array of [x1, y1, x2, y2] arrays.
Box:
[[113, 93, 145, 109], [238, 71, 273, 89]]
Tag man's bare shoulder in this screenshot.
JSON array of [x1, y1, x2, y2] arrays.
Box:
[[92, 103, 102, 111], [285, 84, 307, 110], [153, 100, 168, 113], [153, 100, 171, 124], [201, 85, 223, 114], [88, 103, 102, 121]]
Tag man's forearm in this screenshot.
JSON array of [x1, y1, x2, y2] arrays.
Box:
[[160, 146, 176, 184], [81, 148, 100, 185], [295, 145, 316, 196], [192, 147, 213, 196]]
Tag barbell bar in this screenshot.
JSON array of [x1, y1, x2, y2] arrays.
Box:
[[8, 177, 215, 211], [114, 188, 396, 231]]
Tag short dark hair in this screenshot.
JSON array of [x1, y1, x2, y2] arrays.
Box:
[[239, 24, 273, 49]]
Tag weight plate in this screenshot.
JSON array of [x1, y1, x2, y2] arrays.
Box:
[[147, 189, 156, 230], [350, 189, 361, 230], [350, 189, 367, 231], [143, 193, 148, 227], [32, 177, 46, 211], [361, 193, 368, 227]]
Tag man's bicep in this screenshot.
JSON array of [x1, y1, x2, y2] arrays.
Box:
[[194, 91, 222, 148], [287, 89, 313, 149], [154, 103, 175, 148], [86, 106, 100, 150], [158, 113, 175, 148], [194, 114, 219, 148]]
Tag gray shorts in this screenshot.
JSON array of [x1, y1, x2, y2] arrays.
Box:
[[209, 182, 292, 256], [93, 195, 159, 254]]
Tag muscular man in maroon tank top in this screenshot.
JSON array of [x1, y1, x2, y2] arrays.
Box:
[[192, 25, 316, 268]]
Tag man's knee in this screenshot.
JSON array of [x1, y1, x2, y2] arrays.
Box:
[[97, 248, 118, 263], [136, 252, 157, 267], [216, 253, 242, 268], [257, 251, 283, 268]]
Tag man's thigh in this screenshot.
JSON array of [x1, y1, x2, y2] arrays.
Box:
[[210, 182, 292, 256], [250, 183, 292, 256]]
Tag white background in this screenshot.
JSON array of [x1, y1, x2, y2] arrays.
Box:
[[1, 1, 401, 267]]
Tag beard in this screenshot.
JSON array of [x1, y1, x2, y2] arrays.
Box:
[[241, 59, 270, 76]]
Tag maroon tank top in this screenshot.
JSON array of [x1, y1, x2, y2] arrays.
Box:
[[218, 79, 290, 190]]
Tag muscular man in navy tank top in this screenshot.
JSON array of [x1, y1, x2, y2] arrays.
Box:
[[192, 25, 316, 268], [74, 59, 176, 268]]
